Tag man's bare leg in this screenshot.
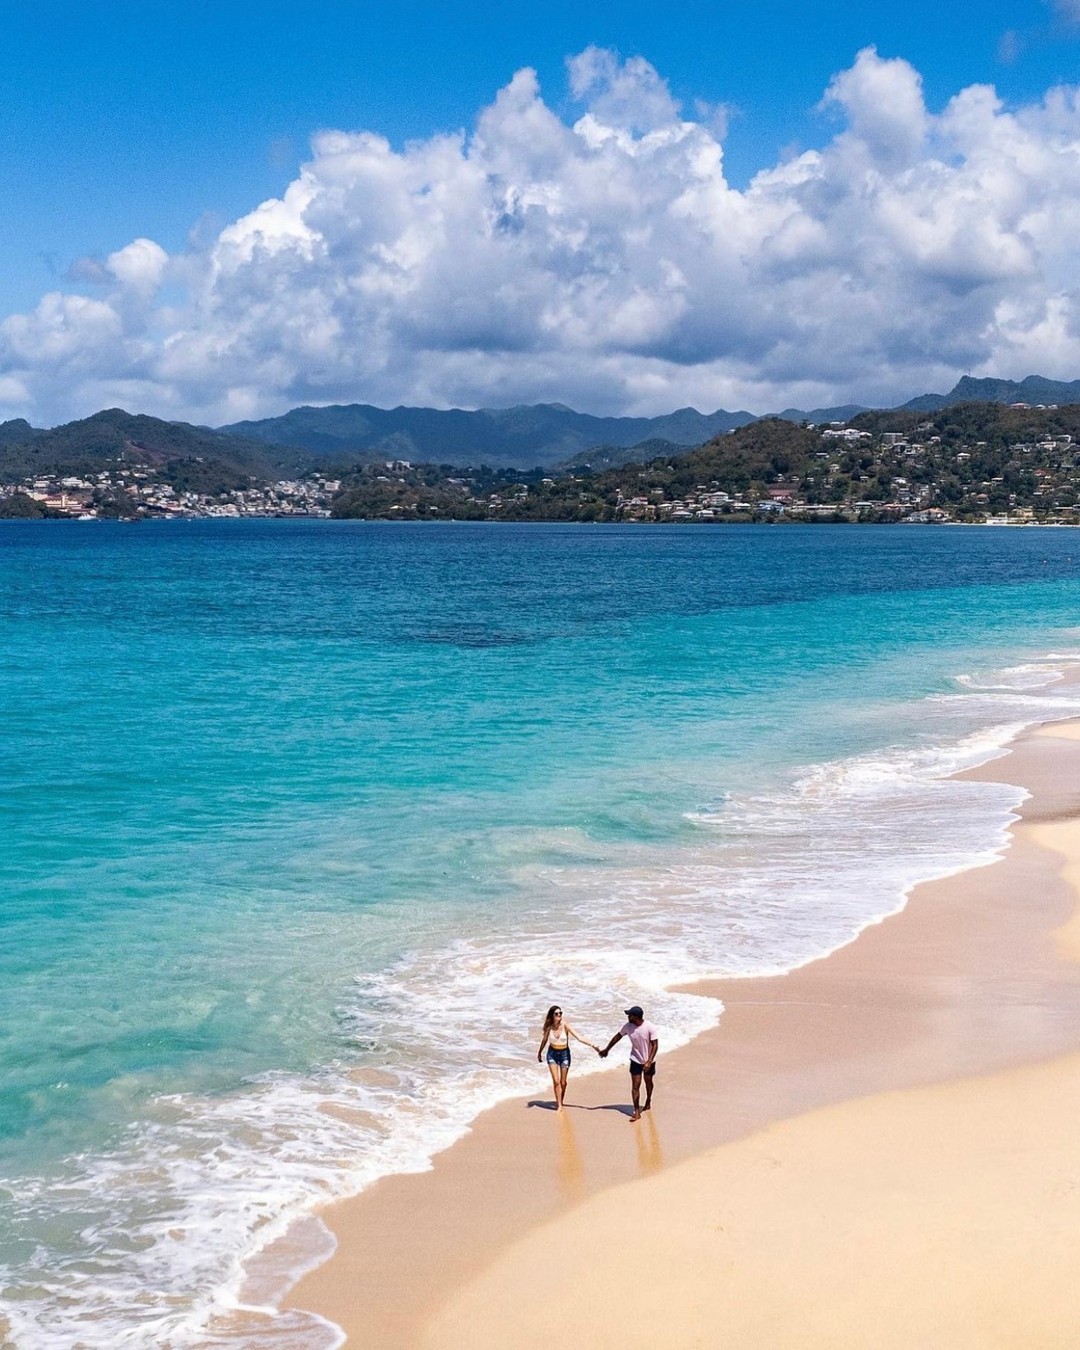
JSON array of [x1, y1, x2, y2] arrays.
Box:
[[629, 1073, 642, 1122]]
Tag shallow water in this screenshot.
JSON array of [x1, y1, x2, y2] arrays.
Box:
[[3, 520, 1080, 1345]]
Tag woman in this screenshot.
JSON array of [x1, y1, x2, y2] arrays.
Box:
[[537, 1005, 597, 1111]]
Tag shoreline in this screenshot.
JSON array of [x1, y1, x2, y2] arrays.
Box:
[[284, 717, 1080, 1347], [12, 516, 1080, 527]]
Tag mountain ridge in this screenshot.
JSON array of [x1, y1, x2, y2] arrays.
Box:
[[3, 375, 1079, 482], [219, 375, 1080, 467], [220, 402, 756, 470]]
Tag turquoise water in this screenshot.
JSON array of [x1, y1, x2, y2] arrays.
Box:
[[4, 520, 1080, 1345]]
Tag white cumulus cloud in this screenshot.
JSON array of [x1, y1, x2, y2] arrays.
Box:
[[4, 45, 1080, 426], [106, 238, 170, 294]]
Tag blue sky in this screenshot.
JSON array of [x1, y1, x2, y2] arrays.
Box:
[[3, 0, 1080, 423]]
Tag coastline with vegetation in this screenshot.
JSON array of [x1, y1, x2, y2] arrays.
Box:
[[328, 400, 1080, 526], [8, 396, 1080, 526]]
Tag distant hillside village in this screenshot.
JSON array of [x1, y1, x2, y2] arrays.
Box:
[[6, 396, 1080, 525], [1, 472, 341, 521]]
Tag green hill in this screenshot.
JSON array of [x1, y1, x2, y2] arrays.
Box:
[[0, 408, 315, 488]]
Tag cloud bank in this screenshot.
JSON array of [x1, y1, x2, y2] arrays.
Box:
[[5, 46, 1080, 425]]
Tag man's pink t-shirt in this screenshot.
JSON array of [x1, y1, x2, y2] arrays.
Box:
[[620, 1020, 658, 1064]]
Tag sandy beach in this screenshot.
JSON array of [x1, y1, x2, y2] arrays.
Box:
[[288, 720, 1080, 1348]]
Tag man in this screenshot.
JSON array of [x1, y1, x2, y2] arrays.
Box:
[[599, 1005, 659, 1122]]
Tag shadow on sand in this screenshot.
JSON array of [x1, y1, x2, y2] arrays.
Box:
[[527, 1099, 636, 1116]]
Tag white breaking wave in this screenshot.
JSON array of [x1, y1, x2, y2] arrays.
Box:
[[954, 653, 1080, 691]]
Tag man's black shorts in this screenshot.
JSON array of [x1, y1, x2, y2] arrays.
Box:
[[629, 1060, 656, 1077]]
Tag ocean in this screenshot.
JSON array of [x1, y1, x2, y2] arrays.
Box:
[[3, 519, 1080, 1347]]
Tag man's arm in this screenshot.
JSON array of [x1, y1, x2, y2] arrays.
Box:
[[643, 1036, 658, 1068], [599, 1031, 624, 1059]]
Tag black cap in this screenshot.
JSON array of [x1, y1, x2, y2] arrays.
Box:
[[624, 1005, 644, 1018]]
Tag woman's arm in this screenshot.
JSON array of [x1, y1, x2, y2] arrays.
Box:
[[537, 1028, 550, 1062], [566, 1023, 597, 1050]]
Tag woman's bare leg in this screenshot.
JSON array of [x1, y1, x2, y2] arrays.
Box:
[[547, 1062, 564, 1111], [560, 1064, 570, 1105]]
